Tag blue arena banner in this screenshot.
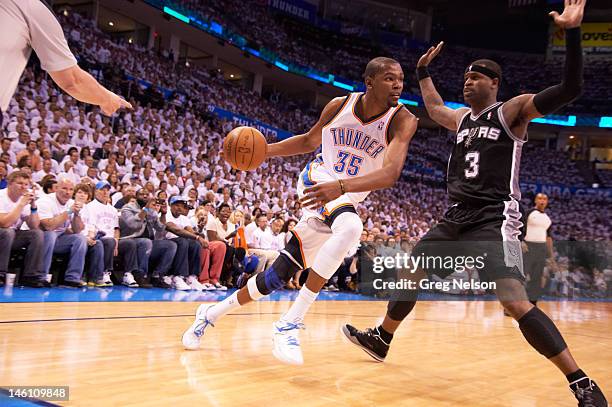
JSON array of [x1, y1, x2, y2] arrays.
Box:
[[520, 182, 612, 199], [207, 105, 293, 141], [268, 0, 316, 23]]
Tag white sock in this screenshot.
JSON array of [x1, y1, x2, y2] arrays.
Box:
[[205, 292, 240, 323], [282, 285, 319, 323]]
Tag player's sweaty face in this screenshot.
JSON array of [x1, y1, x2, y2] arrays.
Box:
[[463, 72, 496, 103], [374, 65, 404, 107]]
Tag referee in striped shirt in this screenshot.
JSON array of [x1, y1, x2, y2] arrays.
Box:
[[0, 0, 131, 128], [521, 193, 557, 306]]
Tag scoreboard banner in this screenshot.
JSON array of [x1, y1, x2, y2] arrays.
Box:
[[551, 23, 612, 54]]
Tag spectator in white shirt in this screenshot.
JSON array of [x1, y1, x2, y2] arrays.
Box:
[[206, 203, 239, 285], [9, 132, 29, 155], [32, 158, 55, 183], [166, 174, 180, 196], [163, 196, 205, 290], [71, 128, 90, 148], [0, 171, 46, 287], [58, 160, 80, 185], [0, 137, 17, 166], [38, 175, 87, 287], [247, 214, 280, 274], [78, 181, 119, 287]]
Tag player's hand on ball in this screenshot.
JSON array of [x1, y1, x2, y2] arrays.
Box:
[[100, 91, 133, 116], [300, 181, 343, 209], [549, 0, 585, 29], [417, 41, 444, 68]]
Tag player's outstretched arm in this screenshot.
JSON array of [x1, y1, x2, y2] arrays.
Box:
[[50, 66, 133, 116], [417, 42, 469, 131], [266, 96, 347, 158], [300, 108, 418, 208], [503, 0, 585, 127]]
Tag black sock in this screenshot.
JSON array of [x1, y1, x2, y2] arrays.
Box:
[[566, 369, 587, 384], [376, 326, 393, 344]]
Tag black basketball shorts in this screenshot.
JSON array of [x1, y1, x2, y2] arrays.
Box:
[[412, 200, 525, 282]]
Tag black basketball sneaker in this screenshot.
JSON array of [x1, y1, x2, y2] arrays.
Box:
[[570, 377, 608, 407], [341, 324, 389, 362]]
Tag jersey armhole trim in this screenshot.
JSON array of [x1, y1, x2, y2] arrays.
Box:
[[498, 104, 526, 144], [384, 105, 404, 145], [322, 95, 351, 128], [457, 109, 471, 130]]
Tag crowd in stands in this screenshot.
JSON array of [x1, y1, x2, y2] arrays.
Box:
[[59, 11, 318, 135], [520, 142, 588, 186], [596, 168, 612, 188], [0, 8, 610, 295], [165, 0, 612, 116]]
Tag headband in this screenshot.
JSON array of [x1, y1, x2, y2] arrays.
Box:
[[465, 64, 499, 80]]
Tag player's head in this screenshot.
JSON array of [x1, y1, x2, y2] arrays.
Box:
[[534, 193, 549, 211], [363, 57, 403, 107], [463, 59, 502, 104]]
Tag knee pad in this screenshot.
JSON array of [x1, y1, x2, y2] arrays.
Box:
[[311, 212, 363, 280], [518, 306, 567, 358], [330, 211, 363, 240], [254, 254, 301, 296]]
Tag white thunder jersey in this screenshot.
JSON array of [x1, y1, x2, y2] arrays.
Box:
[[292, 93, 403, 269], [321, 92, 403, 204]]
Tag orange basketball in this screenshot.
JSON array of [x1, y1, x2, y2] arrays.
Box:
[[223, 126, 268, 171]]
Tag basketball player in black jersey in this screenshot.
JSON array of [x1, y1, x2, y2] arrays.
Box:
[[331, 0, 607, 405]]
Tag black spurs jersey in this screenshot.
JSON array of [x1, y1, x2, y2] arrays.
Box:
[[447, 102, 525, 205]]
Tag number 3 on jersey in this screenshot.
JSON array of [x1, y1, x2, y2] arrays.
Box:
[[333, 150, 363, 176], [464, 151, 479, 178]]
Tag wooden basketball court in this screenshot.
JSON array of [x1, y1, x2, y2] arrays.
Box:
[[1, 300, 610, 406]]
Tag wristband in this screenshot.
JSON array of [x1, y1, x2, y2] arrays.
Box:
[[30, 207, 38, 213], [338, 179, 346, 194], [565, 27, 581, 44], [416, 65, 431, 81]]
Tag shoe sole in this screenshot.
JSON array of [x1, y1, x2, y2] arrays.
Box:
[[272, 347, 303, 365], [340, 325, 385, 363]]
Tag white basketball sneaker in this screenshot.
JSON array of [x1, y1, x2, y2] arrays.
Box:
[[182, 304, 215, 350], [186, 275, 205, 291], [272, 319, 305, 365], [172, 276, 191, 291], [201, 282, 216, 291]]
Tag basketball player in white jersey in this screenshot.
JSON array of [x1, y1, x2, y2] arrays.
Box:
[[183, 57, 418, 364]]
